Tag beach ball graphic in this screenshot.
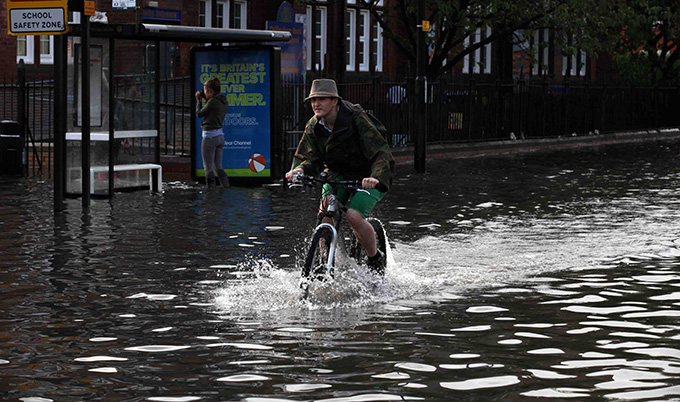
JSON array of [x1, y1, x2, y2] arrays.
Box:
[[248, 153, 266, 173]]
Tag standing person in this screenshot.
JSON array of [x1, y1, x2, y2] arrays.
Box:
[[195, 78, 229, 188], [285, 79, 395, 274], [387, 81, 408, 147]]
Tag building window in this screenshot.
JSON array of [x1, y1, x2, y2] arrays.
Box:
[[346, 9, 356, 71], [463, 27, 492, 74], [306, 5, 327, 71], [216, 1, 229, 28], [562, 36, 586, 78], [17, 36, 35, 64], [199, 0, 211, 27], [371, 16, 383, 72], [532, 29, 550, 76], [234, 0, 247, 29], [562, 51, 586, 77], [358, 10, 369, 71], [40, 35, 54, 64]]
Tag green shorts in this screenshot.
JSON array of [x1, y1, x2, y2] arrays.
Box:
[[321, 178, 385, 218]]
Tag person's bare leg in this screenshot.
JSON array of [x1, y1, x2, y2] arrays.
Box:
[[346, 209, 377, 257]]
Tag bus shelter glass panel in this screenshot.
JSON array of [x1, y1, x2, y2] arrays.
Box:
[[65, 38, 158, 196]]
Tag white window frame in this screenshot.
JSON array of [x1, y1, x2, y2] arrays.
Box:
[[372, 16, 383, 72], [462, 27, 492, 75], [17, 36, 35, 64], [306, 5, 327, 71], [561, 34, 587, 77], [473, 29, 481, 74], [234, 0, 247, 29], [358, 9, 370, 71], [532, 29, 550, 76], [199, 0, 212, 28], [216, 1, 229, 28], [40, 35, 54, 64], [463, 36, 470, 73], [562, 51, 586, 77], [346, 9, 356, 71], [483, 27, 492, 74]]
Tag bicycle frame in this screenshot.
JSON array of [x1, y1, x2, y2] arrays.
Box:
[[293, 173, 361, 277]]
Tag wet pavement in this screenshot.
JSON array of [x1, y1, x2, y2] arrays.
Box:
[[2, 139, 680, 400]]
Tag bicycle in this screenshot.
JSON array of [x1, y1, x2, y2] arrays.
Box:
[[290, 172, 387, 294]]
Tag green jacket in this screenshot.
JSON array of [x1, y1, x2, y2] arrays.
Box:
[[292, 100, 395, 191]]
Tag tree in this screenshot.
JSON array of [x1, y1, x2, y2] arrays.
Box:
[[609, 1, 680, 84], [355, 0, 616, 79]]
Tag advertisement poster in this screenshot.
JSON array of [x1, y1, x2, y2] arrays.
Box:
[[192, 48, 273, 180]]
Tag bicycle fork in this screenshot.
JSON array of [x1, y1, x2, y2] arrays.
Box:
[[314, 222, 338, 275]]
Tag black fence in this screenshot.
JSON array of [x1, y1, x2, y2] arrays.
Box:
[[0, 70, 53, 177], [3, 71, 680, 178]]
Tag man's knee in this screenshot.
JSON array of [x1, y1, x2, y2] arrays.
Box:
[[346, 209, 365, 227]]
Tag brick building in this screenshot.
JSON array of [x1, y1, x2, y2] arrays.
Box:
[[1, 0, 614, 83]]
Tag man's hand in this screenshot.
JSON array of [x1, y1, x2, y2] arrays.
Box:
[[195, 91, 202, 101], [286, 168, 304, 182], [362, 177, 379, 189]]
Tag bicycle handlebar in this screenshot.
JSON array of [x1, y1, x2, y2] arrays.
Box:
[[290, 173, 362, 191]]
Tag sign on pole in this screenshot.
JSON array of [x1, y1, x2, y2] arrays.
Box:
[[84, 0, 95, 16], [112, 0, 135, 9], [7, 0, 69, 36]]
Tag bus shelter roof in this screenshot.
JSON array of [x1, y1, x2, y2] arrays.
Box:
[[67, 23, 292, 43]]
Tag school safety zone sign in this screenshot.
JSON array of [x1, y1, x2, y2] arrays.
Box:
[[7, 0, 68, 36]]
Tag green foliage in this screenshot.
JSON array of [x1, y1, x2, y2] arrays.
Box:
[[607, 0, 680, 84], [361, 0, 618, 79]]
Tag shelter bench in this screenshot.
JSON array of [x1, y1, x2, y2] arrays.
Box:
[[89, 163, 162, 193], [65, 130, 162, 195]]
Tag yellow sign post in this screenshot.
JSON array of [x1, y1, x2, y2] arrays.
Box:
[[421, 20, 430, 32], [7, 0, 69, 36]]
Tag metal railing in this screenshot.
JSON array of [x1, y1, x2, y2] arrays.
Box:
[[4, 71, 680, 178]]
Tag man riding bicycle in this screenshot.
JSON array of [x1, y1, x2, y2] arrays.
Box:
[[285, 79, 395, 275]]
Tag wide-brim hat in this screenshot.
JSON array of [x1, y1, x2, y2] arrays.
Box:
[[304, 79, 343, 101]]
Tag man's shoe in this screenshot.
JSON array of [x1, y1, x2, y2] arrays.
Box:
[[206, 177, 216, 188], [218, 176, 230, 188], [366, 250, 386, 276]]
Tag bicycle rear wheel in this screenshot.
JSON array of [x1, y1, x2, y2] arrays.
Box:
[[302, 226, 334, 281]]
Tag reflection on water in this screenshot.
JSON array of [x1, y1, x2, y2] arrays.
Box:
[[2, 140, 680, 400]]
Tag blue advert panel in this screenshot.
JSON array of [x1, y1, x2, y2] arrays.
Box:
[[193, 48, 272, 178]]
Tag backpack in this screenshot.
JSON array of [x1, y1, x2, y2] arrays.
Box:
[[343, 101, 388, 139]]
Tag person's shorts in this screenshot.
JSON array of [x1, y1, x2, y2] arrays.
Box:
[[321, 177, 385, 218]]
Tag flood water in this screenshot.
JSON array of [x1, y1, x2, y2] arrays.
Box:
[[3, 139, 680, 401]]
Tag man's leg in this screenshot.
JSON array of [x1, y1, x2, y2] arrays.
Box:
[[345, 188, 386, 274], [346, 209, 377, 257]]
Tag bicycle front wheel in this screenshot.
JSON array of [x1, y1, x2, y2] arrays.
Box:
[[302, 226, 334, 281]]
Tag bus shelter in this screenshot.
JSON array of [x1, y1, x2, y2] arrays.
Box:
[[53, 22, 290, 210]]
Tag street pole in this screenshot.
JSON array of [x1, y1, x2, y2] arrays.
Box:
[[414, 1, 427, 173], [54, 35, 66, 211], [81, 5, 91, 206]]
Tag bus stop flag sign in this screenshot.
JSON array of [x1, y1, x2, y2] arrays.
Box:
[[7, 0, 68, 36]]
